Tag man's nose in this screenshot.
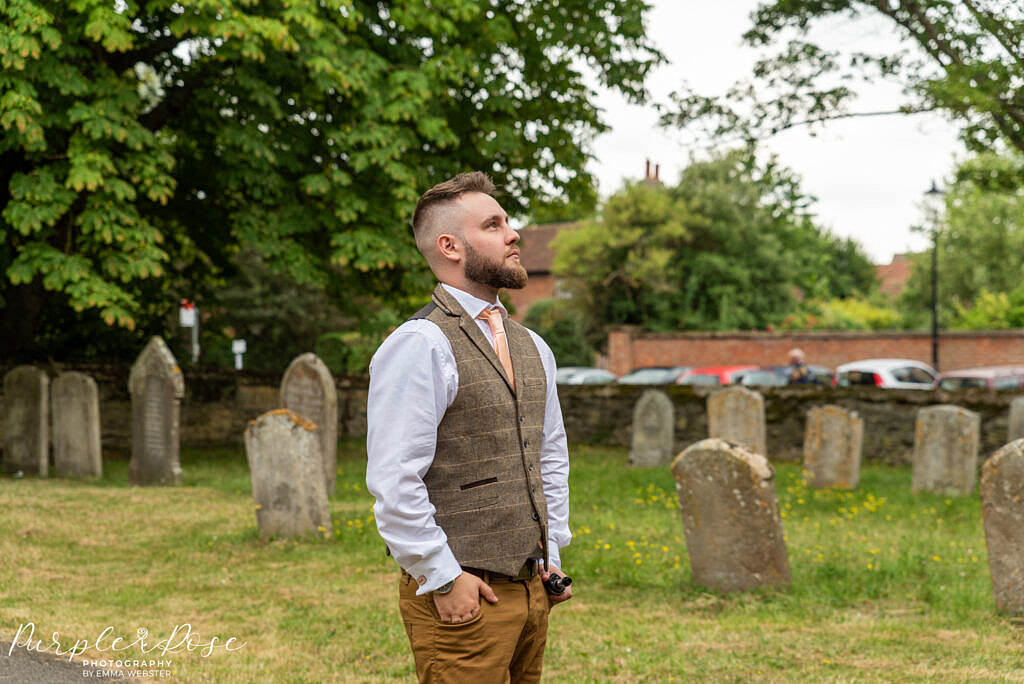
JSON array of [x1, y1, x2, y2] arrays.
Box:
[[505, 225, 520, 244]]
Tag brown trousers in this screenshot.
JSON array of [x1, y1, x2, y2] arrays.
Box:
[[398, 571, 550, 683]]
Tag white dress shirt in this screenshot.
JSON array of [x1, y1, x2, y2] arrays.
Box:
[[366, 283, 572, 595]]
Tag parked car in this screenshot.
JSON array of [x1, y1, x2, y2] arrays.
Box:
[[677, 365, 758, 386], [738, 365, 835, 387], [739, 367, 789, 387], [565, 368, 618, 385], [937, 366, 1024, 391], [617, 366, 692, 385], [834, 359, 937, 390], [555, 366, 592, 385]]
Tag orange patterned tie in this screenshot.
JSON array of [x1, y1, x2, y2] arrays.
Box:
[[479, 307, 514, 388]]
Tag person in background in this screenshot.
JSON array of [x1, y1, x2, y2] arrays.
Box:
[[787, 348, 815, 384]]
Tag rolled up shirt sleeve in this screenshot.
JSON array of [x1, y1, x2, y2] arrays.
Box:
[[527, 331, 572, 571], [366, 324, 461, 595]]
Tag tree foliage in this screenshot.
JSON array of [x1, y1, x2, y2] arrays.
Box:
[[0, 0, 662, 360], [551, 149, 877, 335], [663, 1, 1024, 155], [521, 297, 595, 367], [900, 150, 1024, 325]]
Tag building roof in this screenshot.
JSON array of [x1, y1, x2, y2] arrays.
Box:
[[517, 221, 580, 273], [876, 253, 914, 297]]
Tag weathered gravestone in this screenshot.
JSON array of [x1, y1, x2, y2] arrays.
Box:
[[245, 409, 330, 539], [281, 353, 338, 495], [981, 439, 1024, 617], [630, 390, 674, 467], [128, 337, 184, 485], [2, 365, 49, 476], [803, 405, 863, 489], [671, 438, 791, 592], [51, 371, 102, 478], [707, 386, 767, 456], [1008, 397, 1024, 443], [912, 405, 980, 495]]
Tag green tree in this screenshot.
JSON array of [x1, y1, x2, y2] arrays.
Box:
[[900, 151, 1024, 323], [1, 0, 662, 360], [551, 149, 876, 336], [663, 1, 1024, 155], [521, 297, 594, 367]]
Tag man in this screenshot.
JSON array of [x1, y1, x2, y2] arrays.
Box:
[[366, 172, 572, 683], [786, 348, 814, 384]]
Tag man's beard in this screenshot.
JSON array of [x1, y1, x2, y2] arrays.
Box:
[[463, 240, 528, 290]]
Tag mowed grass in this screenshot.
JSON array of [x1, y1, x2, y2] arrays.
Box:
[[2, 439, 1023, 682]]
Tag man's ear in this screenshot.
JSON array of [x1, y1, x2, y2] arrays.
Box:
[[437, 233, 461, 264]]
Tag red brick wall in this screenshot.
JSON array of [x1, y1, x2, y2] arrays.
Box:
[[505, 273, 556, 322], [607, 328, 1024, 376]]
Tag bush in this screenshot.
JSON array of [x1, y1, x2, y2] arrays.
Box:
[[951, 285, 1024, 329], [315, 332, 377, 376], [779, 296, 903, 331], [521, 298, 595, 367]]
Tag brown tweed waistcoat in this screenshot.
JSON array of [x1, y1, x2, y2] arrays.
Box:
[[410, 284, 548, 576]]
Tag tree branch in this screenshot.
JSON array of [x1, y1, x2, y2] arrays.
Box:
[[138, 64, 212, 132], [959, 0, 1024, 69], [768, 105, 937, 135]]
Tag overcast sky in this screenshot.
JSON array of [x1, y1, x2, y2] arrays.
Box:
[[587, 0, 964, 264]]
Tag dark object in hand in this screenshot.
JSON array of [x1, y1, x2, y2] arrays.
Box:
[[543, 572, 573, 595]]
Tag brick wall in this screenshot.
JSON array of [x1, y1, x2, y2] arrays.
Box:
[[505, 273, 556, 322], [607, 328, 1024, 376]]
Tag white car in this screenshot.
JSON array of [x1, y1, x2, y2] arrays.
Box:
[[835, 358, 937, 390]]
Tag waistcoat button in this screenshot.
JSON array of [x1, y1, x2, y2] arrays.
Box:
[[532, 512, 540, 521]]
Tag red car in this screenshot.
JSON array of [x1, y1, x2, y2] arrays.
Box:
[[676, 365, 758, 386]]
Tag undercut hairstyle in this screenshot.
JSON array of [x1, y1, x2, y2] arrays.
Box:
[[411, 172, 496, 260]]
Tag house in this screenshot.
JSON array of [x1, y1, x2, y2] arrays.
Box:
[[876, 253, 914, 297], [504, 221, 579, 321]]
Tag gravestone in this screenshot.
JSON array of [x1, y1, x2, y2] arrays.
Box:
[[980, 439, 1024, 617], [629, 390, 674, 467], [1008, 397, 1024, 443], [245, 409, 330, 539], [671, 438, 791, 592], [128, 336, 184, 485], [803, 405, 863, 489], [2, 365, 49, 476], [707, 386, 767, 456], [911, 405, 980, 495], [51, 371, 102, 478], [281, 353, 338, 495]]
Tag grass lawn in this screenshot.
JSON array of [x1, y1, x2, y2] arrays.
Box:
[[2, 438, 1022, 682]]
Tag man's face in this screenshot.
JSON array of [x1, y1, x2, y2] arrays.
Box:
[[456, 192, 527, 290]]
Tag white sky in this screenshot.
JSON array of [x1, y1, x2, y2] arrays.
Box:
[[587, 0, 965, 264]]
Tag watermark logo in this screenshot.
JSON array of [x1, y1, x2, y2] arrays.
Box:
[[6, 622, 247, 678]]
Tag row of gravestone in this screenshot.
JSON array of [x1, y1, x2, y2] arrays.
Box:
[[1, 337, 341, 496], [1, 367, 102, 478], [631, 386, 1024, 495], [669, 436, 1024, 616]]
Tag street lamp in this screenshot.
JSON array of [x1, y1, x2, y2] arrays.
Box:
[[923, 180, 945, 372]]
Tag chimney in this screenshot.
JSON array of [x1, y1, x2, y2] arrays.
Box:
[[645, 160, 651, 180], [654, 164, 660, 182]]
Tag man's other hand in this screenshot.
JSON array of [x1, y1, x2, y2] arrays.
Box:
[[540, 564, 573, 606], [432, 571, 498, 623]]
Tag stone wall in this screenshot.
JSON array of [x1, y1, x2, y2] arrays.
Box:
[[607, 327, 1024, 377], [558, 384, 1017, 464], [1, 364, 1019, 465]]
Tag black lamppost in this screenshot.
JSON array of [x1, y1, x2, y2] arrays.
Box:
[[924, 180, 945, 371]]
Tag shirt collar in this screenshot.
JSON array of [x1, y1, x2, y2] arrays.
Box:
[[440, 283, 507, 319]]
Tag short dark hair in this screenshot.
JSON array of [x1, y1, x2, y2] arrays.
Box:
[[411, 171, 496, 238]]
